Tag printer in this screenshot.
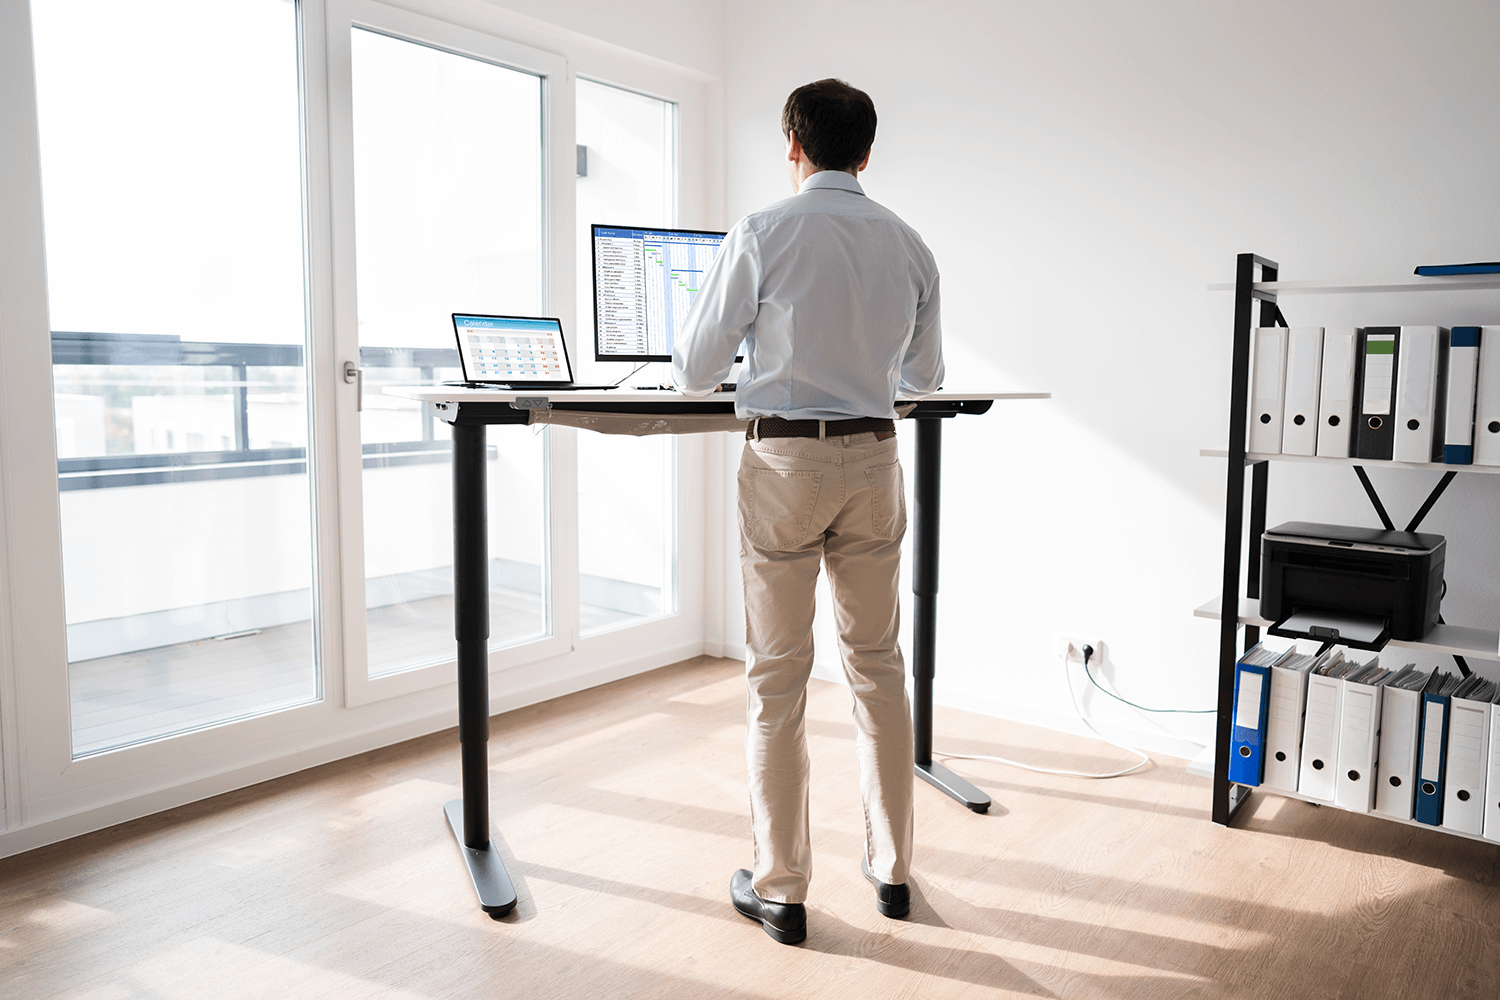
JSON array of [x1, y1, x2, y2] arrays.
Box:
[[1259, 521, 1445, 650]]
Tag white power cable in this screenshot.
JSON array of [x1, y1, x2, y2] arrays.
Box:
[[934, 646, 1152, 779]]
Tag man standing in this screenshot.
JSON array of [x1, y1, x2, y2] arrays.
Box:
[[672, 78, 943, 945]]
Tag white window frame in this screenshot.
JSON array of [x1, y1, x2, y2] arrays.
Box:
[[327, 0, 575, 707]]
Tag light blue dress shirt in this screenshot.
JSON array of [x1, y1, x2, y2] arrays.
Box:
[[671, 170, 943, 421]]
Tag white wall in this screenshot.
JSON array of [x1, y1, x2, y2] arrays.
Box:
[[478, 0, 722, 78], [721, 0, 1500, 755]]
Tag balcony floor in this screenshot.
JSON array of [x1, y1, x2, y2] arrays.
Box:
[[67, 590, 636, 756]]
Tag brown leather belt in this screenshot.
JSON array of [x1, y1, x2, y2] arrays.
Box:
[[747, 415, 896, 440]]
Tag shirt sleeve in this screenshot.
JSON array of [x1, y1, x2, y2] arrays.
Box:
[[671, 223, 761, 396], [899, 265, 944, 396]]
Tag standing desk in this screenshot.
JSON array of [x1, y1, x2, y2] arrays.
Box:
[[389, 387, 1048, 917]]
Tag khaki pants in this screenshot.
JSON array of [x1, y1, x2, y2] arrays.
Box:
[[738, 429, 914, 904]]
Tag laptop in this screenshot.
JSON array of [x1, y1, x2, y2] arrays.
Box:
[[448, 313, 619, 390]]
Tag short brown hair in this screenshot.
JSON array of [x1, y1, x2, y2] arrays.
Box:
[[780, 79, 877, 173]]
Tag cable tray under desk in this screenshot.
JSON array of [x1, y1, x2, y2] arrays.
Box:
[[1200, 448, 1500, 475], [1194, 597, 1499, 662]]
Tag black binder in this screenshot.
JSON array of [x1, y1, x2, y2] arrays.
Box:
[[1353, 327, 1400, 460]]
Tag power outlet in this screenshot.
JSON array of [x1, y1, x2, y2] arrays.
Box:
[[1058, 636, 1103, 665]]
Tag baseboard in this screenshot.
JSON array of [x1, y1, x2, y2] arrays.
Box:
[[703, 638, 745, 661], [810, 660, 1207, 762]]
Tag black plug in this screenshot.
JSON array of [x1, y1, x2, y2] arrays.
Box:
[[1082, 644, 1094, 667]]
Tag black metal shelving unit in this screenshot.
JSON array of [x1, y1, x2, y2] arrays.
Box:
[[1205, 253, 1500, 829]]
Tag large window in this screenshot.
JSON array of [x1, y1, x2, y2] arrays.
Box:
[[2, 0, 712, 848], [575, 78, 678, 634], [32, 0, 317, 755]]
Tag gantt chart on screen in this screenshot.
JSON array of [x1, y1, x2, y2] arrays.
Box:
[[593, 227, 725, 359]]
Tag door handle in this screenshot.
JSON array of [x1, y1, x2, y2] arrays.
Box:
[[343, 360, 362, 412]]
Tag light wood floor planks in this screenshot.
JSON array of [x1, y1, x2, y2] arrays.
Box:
[[5, 655, 1500, 998]]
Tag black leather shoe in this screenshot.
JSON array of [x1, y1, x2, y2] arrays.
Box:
[[730, 869, 806, 944], [861, 857, 911, 919]]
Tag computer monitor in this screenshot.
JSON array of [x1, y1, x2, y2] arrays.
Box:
[[592, 224, 728, 362]]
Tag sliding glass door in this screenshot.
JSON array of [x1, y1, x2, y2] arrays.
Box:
[[329, 0, 571, 702], [348, 25, 549, 680]]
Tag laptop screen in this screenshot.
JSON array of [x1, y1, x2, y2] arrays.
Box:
[[452, 314, 574, 385]]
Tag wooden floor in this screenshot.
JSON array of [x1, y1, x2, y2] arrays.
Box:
[[6, 655, 1500, 999]]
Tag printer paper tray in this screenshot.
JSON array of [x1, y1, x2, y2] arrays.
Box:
[[1269, 608, 1391, 651]]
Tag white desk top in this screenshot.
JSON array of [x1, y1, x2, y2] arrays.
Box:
[[386, 386, 1050, 405]]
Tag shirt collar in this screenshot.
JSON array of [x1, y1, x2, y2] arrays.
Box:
[[799, 170, 865, 196]]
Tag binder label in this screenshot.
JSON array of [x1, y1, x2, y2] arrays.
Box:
[[1325, 335, 1354, 402], [1235, 672, 1264, 730], [1364, 335, 1396, 415], [1400, 333, 1434, 411], [1421, 703, 1445, 781]]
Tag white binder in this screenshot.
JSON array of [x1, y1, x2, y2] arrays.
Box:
[[1298, 670, 1343, 803], [1281, 327, 1324, 455], [1442, 695, 1491, 835], [1475, 325, 1500, 466], [1249, 327, 1288, 455], [1316, 327, 1358, 458], [1484, 697, 1500, 842], [1392, 325, 1446, 464], [1374, 677, 1424, 820], [1334, 666, 1389, 813], [1443, 327, 1481, 464], [1263, 652, 1321, 793]]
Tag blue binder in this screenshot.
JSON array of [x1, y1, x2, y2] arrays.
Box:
[[1228, 648, 1275, 786], [1414, 674, 1457, 825]]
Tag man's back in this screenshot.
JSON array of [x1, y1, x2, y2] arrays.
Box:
[[674, 171, 942, 420]]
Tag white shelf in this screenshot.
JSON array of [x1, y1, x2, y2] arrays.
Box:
[[1207, 275, 1500, 294], [1199, 448, 1500, 475], [1246, 785, 1500, 847], [1194, 597, 1499, 661]]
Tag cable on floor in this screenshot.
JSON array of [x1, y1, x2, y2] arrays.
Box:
[[934, 644, 1152, 779]]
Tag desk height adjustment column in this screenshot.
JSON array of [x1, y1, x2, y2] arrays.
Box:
[[444, 416, 518, 917], [911, 414, 992, 813]]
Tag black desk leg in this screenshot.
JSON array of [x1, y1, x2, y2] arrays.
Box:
[[445, 420, 518, 917], [911, 416, 992, 813]]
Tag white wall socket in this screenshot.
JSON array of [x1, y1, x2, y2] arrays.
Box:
[[1058, 636, 1103, 664]]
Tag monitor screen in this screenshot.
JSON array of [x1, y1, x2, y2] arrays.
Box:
[[452, 314, 573, 385], [592, 224, 727, 362]]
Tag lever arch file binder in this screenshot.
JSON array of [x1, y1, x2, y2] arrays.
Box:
[[1392, 326, 1447, 464], [1316, 328, 1358, 458], [1228, 645, 1280, 786], [1373, 665, 1430, 820], [1263, 649, 1332, 793], [1353, 327, 1400, 461], [1299, 657, 1355, 803], [1444, 327, 1482, 464], [1334, 664, 1394, 813], [1415, 671, 1460, 826], [1442, 676, 1495, 835], [1474, 326, 1500, 467], [1250, 327, 1288, 454], [1281, 327, 1324, 455], [1485, 689, 1500, 843]]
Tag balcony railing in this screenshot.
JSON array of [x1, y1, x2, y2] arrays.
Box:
[[53, 332, 460, 490]]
